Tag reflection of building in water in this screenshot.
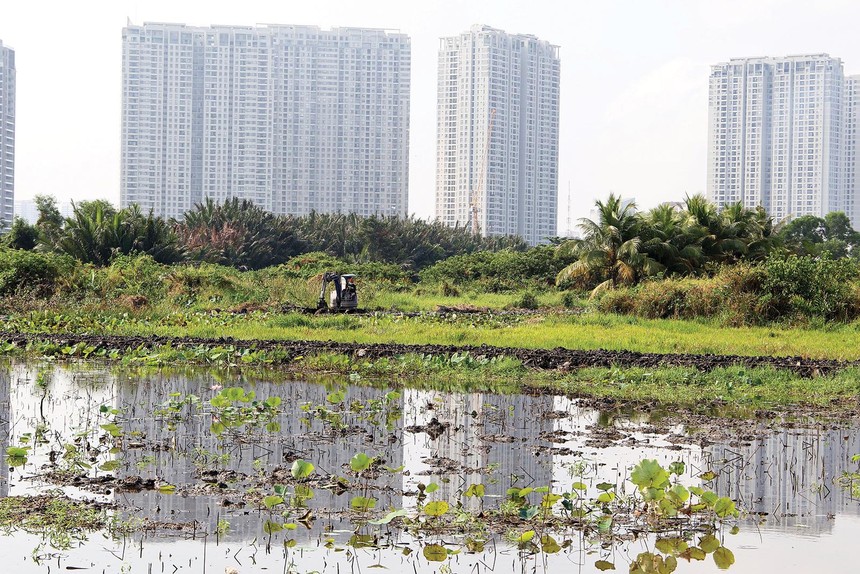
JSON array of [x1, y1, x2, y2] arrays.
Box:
[[0, 365, 9, 497], [0, 363, 407, 541], [115, 372, 405, 539], [2, 364, 115, 497], [549, 396, 705, 496], [401, 389, 555, 510], [7, 361, 860, 546], [706, 426, 860, 534]]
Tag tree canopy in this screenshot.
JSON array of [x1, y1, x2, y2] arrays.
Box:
[[556, 193, 784, 292]]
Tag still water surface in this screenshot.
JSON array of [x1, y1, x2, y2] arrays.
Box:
[[0, 361, 858, 572]]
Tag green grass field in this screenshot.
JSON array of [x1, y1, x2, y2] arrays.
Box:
[[81, 310, 860, 361]]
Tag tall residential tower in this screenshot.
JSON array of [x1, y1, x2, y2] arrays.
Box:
[[0, 41, 15, 225], [707, 54, 850, 224], [435, 25, 560, 245], [121, 23, 410, 220]]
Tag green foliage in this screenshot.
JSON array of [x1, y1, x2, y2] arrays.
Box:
[[422, 544, 449, 562], [3, 217, 39, 250], [513, 291, 539, 310], [595, 255, 860, 324], [99, 253, 168, 302], [419, 246, 569, 291], [349, 496, 377, 511], [561, 290, 581, 309], [34, 194, 64, 247], [262, 495, 284, 510], [176, 203, 527, 272], [423, 501, 450, 517], [630, 459, 670, 490], [290, 459, 315, 479], [0, 248, 70, 296], [368, 509, 407, 525], [778, 212, 860, 259], [759, 254, 860, 321], [178, 198, 305, 270], [53, 202, 182, 266], [349, 452, 374, 473], [267, 252, 408, 284], [0, 495, 108, 550], [557, 194, 663, 292], [557, 193, 779, 293], [291, 211, 526, 270]]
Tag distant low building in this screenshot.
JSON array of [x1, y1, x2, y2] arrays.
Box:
[[14, 198, 75, 224]]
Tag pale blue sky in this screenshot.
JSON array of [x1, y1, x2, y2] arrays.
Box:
[[3, 0, 860, 232]]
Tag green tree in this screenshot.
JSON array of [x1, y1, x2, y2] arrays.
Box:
[[822, 212, 860, 258], [3, 217, 39, 250], [178, 198, 305, 270], [682, 196, 776, 264], [556, 194, 662, 292], [54, 202, 182, 266], [292, 212, 526, 270], [34, 194, 64, 247], [778, 211, 860, 258], [640, 204, 705, 275], [683, 195, 748, 263]]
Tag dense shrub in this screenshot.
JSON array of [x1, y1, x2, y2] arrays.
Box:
[[595, 288, 637, 315], [3, 218, 39, 250], [270, 252, 350, 280], [0, 248, 70, 296], [759, 255, 860, 321], [178, 198, 304, 270], [561, 291, 580, 309], [626, 280, 694, 319], [291, 212, 527, 270], [100, 253, 169, 301], [163, 263, 250, 306], [264, 252, 409, 284], [419, 246, 572, 291], [512, 291, 540, 310], [594, 256, 860, 324]]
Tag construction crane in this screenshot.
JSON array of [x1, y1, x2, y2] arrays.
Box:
[[471, 108, 496, 236]]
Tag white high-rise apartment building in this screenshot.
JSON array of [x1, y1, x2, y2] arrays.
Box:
[[121, 23, 410, 220], [435, 25, 560, 245], [844, 75, 860, 227], [0, 41, 15, 226], [707, 54, 848, 224]]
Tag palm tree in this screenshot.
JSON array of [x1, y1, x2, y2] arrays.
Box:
[[640, 204, 705, 275], [683, 195, 749, 264], [178, 198, 305, 269], [556, 194, 662, 293], [54, 202, 182, 266]]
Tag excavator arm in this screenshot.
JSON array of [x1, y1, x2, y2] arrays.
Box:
[[317, 272, 342, 310]]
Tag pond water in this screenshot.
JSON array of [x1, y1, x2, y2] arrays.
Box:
[[0, 360, 859, 573]]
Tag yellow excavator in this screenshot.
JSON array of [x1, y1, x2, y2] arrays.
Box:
[[317, 272, 358, 312]]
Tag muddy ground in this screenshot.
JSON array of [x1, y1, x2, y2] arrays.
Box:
[[0, 330, 852, 377]]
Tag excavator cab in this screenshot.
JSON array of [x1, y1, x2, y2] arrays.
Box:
[[317, 272, 358, 312]]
